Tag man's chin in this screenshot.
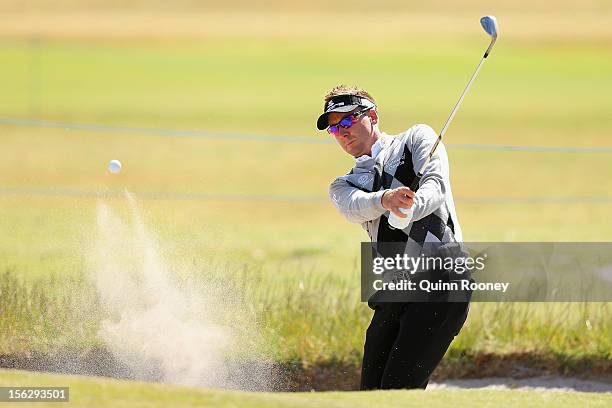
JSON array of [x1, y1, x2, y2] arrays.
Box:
[[346, 145, 362, 157]]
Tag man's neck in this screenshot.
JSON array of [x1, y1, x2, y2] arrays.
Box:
[[364, 128, 383, 157]]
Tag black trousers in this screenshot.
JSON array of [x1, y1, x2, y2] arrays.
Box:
[[360, 300, 470, 390]]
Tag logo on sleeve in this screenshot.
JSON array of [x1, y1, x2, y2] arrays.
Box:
[[358, 174, 374, 187]]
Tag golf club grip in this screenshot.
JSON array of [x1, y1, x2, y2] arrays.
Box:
[[410, 174, 422, 192]]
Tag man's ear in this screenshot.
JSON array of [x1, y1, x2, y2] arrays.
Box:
[[369, 109, 379, 125]]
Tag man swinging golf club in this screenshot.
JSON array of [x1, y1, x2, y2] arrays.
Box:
[[318, 16, 498, 390]]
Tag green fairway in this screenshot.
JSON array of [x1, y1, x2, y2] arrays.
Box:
[[1, 369, 610, 408], [1, 37, 611, 142]]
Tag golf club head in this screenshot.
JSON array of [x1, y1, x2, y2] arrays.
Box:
[[480, 15, 498, 57], [480, 15, 498, 39]]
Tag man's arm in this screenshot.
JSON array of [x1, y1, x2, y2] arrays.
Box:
[[328, 179, 387, 224], [328, 124, 448, 224], [329, 180, 416, 224], [408, 124, 448, 221]]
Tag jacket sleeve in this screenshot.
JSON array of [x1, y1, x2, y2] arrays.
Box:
[[328, 178, 387, 224], [408, 124, 448, 221]]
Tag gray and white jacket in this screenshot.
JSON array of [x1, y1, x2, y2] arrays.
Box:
[[329, 124, 462, 249]]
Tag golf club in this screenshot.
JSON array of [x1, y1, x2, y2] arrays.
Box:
[[410, 15, 498, 192], [389, 15, 498, 229]]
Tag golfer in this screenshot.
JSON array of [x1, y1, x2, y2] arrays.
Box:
[[317, 85, 470, 390]]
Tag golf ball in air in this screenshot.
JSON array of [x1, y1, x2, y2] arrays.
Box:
[[108, 159, 122, 174]]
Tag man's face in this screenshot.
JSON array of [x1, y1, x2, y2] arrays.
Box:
[[327, 109, 377, 157]]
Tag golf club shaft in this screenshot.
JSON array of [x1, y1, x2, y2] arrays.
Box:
[[409, 39, 495, 192]]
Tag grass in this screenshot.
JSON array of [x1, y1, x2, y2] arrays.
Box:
[[1, 265, 610, 366], [1, 369, 611, 408], [1, 37, 611, 139]]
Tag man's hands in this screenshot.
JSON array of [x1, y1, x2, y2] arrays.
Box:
[[381, 187, 415, 218]]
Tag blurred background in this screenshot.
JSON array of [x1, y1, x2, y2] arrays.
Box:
[[0, 0, 610, 379]]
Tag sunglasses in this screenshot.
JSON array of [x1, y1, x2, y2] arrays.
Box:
[[327, 108, 370, 136]]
